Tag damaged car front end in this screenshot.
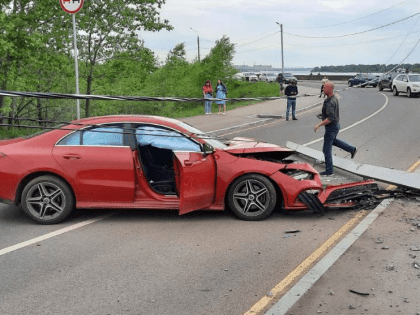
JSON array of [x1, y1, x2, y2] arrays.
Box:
[[224, 137, 386, 215]]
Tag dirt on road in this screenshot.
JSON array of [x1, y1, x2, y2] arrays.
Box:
[[286, 198, 420, 315]]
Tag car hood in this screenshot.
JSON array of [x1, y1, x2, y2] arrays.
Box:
[[224, 137, 294, 158]]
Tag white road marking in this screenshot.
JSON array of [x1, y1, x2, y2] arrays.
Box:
[[304, 92, 389, 146], [0, 213, 114, 257]]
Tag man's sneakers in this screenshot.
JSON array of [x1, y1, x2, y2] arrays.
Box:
[[292, 117, 298, 120], [319, 171, 333, 176], [351, 147, 357, 159]]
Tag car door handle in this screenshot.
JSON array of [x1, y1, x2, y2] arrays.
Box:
[[63, 154, 81, 160], [184, 160, 193, 166]]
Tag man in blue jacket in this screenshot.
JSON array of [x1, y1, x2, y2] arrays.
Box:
[[284, 79, 298, 121]]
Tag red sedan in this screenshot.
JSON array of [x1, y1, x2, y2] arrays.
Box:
[[0, 115, 376, 224]]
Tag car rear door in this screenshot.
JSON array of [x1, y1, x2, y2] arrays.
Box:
[[53, 124, 135, 203], [174, 151, 216, 215]]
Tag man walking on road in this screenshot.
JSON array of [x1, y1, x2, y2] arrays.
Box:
[[284, 79, 298, 121], [314, 82, 357, 176]]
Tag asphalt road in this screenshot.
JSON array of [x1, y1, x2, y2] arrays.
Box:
[[1, 83, 419, 315]]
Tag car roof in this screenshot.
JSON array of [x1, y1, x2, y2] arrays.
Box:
[[71, 115, 184, 128]]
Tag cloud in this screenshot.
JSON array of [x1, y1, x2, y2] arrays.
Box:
[[139, 0, 420, 68]]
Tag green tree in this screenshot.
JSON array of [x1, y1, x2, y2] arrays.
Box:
[[57, 0, 173, 117]]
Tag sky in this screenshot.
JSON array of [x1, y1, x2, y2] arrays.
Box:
[[138, 0, 420, 69]]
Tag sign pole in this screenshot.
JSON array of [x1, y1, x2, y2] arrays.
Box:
[[72, 13, 80, 120], [60, 0, 84, 120]]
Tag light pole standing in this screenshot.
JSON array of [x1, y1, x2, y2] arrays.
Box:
[[276, 22, 284, 76], [276, 22, 284, 93], [190, 27, 200, 62]]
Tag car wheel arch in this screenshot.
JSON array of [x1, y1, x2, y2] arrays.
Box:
[[16, 171, 76, 206]]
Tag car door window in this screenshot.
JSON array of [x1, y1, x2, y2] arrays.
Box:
[[56, 125, 125, 146], [136, 125, 201, 152]]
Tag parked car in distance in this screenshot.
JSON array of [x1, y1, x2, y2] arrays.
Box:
[[277, 72, 298, 84], [259, 73, 277, 82], [378, 72, 399, 91], [392, 73, 420, 97], [242, 72, 259, 82], [0, 115, 377, 224], [348, 73, 378, 87]]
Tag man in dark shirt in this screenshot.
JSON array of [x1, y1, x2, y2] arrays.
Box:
[[284, 79, 298, 121], [314, 82, 357, 175]]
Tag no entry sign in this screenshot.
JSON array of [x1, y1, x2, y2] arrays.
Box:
[[60, 0, 84, 14]]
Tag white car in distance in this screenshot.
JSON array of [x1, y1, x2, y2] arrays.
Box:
[[259, 73, 277, 82], [242, 72, 259, 82], [392, 73, 420, 98]]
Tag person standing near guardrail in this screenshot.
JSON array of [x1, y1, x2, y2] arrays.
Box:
[[314, 82, 357, 176], [215, 79, 228, 115], [202, 80, 213, 115], [284, 79, 298, 121]]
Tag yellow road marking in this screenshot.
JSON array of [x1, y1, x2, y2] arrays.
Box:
[[244, 210, 367, 315], [246, 158, 420, 315]]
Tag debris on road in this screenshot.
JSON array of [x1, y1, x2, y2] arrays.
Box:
[[285, 230, 301, 234], [349, 289, 370, 296], [410, 246, 420, 251]]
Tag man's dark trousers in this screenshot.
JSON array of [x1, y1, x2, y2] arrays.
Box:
[[323, 122, 355, 174]]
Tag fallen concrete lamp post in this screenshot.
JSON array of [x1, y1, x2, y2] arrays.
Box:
[[286, 141, 420, 193]]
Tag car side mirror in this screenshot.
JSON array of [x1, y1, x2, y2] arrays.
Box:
[[203, 143, 214, 155]]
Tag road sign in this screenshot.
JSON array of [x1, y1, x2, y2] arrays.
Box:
[[60, 0, 84, 14]]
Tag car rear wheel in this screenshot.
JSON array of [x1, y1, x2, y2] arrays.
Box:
[[393, 86, 399, 96], [407, 88, 412, 98], [378, 83, 383, 91], [227, 174, 277, 221], [21, 176, 75, 224]]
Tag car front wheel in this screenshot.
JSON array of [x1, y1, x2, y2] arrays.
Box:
[[227, 174, 277, 221], [378, 83, 383, 91], [393, 86, 399, 96], [407, 88, 412, 98], [21, 176, 75, 224], [348, 81, 352, 87]]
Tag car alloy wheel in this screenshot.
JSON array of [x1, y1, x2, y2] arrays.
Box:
[[407, 88, 412, 98], [21, 176, 75, 224], [378, 83, 383, 91], [348, 81, 352, 87], [393, 86, 399, 96], [227, 174, 277, 221]]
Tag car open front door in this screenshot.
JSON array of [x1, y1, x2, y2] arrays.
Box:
[[173, 151, 216, 215]]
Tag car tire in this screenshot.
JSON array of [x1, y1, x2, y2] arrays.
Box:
[[227, 174, 277, 221], [407, 88, 412, 98], [21, 176, 75, 224], [378, 83, 383, 91], [348, 81, 352, 87], [393, 86, 399, 96]]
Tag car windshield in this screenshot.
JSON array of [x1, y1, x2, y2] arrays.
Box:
[[175, 121, 228, 149], [284, 73, 293, 77], [409, 75, 420, 82], [267, 73, 277, 77]]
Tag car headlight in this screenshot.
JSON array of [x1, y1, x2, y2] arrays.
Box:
[[281, 169, 314, 180], [413, 84, 419, 87]]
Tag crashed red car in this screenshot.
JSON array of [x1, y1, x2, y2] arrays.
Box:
[[0, 115, 377, 224]]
